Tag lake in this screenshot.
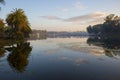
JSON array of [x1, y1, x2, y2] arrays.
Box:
[[1, 37, 120, 80]]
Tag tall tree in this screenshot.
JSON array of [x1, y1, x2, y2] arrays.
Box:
[[6, 8, 32, 39]]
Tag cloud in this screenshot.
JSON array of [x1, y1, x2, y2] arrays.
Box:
[[73, 1, 86, 10], [41, 15, 62, 20], [57, 1, 86, 12], [40, 12, 107, 26], [40, 12, 108, 31], [58, 8, 70, 12], [86, 17, 105, 25], [65, 12, 107, 22]]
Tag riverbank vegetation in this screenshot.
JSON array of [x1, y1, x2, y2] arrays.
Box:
[[87, 14, 120, 38]]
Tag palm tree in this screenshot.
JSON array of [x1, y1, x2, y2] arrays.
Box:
[[6, 8, 32, 39]]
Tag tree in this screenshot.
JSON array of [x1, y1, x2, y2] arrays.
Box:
[[0, 19, 5, 38], [104, 14, 115, 23], [0, 19, 4, 31], [6, 8, 32, 39], [87, 25, 92, 33], [87, 14, 120, 36]]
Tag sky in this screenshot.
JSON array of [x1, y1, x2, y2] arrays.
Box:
[[0, 0, 120, 31]]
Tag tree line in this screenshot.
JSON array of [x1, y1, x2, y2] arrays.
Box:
[[87, 14, 120, 38]]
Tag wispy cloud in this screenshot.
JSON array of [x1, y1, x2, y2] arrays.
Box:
[[58, 8, 70, 12], [40, 12, 108, 31], [41, 12, 107, 24], [73, 1, 86, 10], [65, 12, 106, 22], [41, 15, 62, 20], [58, 1, 86, 12], [65, 12, 107, 22]]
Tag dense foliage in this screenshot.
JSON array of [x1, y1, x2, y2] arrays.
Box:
[[0, 8, 32, 39], [6, 9, 32, 39], [0, 19, 4, 31], [87, 14, 120, 37]]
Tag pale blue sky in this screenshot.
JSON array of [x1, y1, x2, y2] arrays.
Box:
[[0, 0, 120, 31]]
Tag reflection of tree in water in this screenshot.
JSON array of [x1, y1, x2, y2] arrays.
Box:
[[0, 47, 5, 57], [7, 42, 32, 73], [87, 36, 120, 58]]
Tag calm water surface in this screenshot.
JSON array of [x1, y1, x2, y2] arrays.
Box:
[[0, 37, 120, 80]]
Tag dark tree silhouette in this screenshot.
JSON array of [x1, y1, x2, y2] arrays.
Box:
[[7, 42, 32, 73], [87, 36, 120, 58], [0, 47, 5, 57], [87, 14, 120, 38]]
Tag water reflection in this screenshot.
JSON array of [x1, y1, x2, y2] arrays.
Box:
[[87, 36, 120, 58], [5, 42, 32, 73], [0, 47, 5, 57], [1, 38, 120, 80]]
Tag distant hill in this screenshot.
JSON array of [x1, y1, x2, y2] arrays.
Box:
[[29, 30, 88, 40], [47, 31, 88, 38]]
